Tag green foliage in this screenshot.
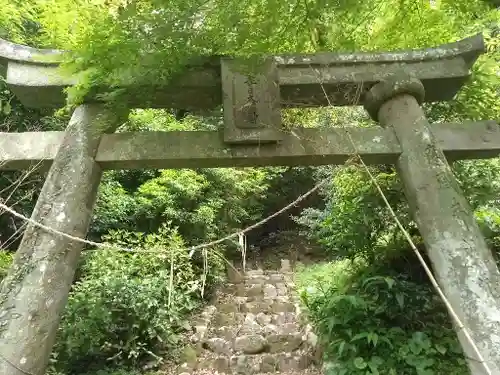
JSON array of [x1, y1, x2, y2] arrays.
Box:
[[0, 250, 13, 281], [1, 2, 498, 375], [13, 0, 496, 107], [297, 261, 468, 375], [53, 225, 222, 372], [92, 167, 269, 244]]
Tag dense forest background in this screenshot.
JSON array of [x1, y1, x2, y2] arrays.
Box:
[[0, 0, 499, 374]]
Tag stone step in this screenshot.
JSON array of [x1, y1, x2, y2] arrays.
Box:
[[203, 331, 305, 355], [212, 313, 299, 339], [227, 267, 294, 284], [220, 283, 291, 298], [216, 297, 298, 315], [213, 304, 298, 327], [195, 352, 316, 374]]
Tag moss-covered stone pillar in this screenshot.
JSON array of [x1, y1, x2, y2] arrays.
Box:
[[364, 74, 500, 375], [0, 104, 127, 375]]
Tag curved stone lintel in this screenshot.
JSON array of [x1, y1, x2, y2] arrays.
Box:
[[0, 33, 484, 68], [0, 34, 486, 109], [274, 33, 485, 68], [0, 38, 64, 66]]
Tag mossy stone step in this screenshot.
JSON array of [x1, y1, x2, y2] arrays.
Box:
[[195, 352, 316, 374]]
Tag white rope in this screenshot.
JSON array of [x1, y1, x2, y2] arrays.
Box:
[[0, 178, 327, 257], [238, 232, 247, 272]]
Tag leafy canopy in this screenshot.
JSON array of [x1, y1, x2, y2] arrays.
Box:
[[1, 0, 497, 106]]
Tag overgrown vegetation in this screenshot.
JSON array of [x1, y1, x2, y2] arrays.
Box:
[[0, 1, 499, 375]]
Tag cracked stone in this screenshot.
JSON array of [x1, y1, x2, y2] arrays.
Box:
[[234, 334, 267, 354]]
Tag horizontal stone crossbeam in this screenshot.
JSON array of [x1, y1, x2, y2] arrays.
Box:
[[1, 121, 498, 171], [0, 34, 485, 109]]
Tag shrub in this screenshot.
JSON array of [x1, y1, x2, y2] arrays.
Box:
[[53, 225, 224, 373], [297, 261, 468, 375], [0, 250, 13, 281]]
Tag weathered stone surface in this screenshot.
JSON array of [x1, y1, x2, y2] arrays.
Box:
[[1, 34, 484, 109], [246, 284, 263, 297], [268, 273, 285, 283], [260, 354, 278, 372], [281, 322, 300, 334], [364, 74, 500, 375], [230, 355, 252, 374], [239, 313, 263, 335], [246, 269, 264, 277], [214, 357, 231, 372], [185, 263, 323, 374], [271, 301, 295, 313], [263, 284, 278, 298], [3, 121, 499, 171], [205, 338, 232, 355], [280, 259, 291, 272], [255, 312, 272, 326], [274, 312, 295, 326], [277, 353, 303, 371], [0, 104, 125, 375], [267, 333, 303, 353], [218, 303, 239, 313], [245, 276, 269, 285], [241, 301, 272, 314], [221, 57, 282, 144], [276, 283, 288, 296], [214, 326, 236, 341], [234, 334, 267, 354], [214, 312, 242, 327], [262, 324, 280, 335], [190, 325, 208, 343], [221, 284, 246, 296]]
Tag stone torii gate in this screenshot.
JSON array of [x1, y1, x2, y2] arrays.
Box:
[[0, 34, 500, 375]]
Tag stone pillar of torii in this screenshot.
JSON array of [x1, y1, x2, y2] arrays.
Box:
[[0, 34, 499, 375]]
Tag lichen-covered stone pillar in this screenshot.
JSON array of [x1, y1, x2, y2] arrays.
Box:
[[0, 104, 127, 375], [363, 74, 500, 375], [364, 75, 500, 375]]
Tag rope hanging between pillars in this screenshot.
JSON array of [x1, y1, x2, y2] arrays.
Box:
[[238, 232, 247, 272]]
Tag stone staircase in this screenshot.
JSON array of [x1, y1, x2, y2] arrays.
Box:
[[177, 260, 321, 375]]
